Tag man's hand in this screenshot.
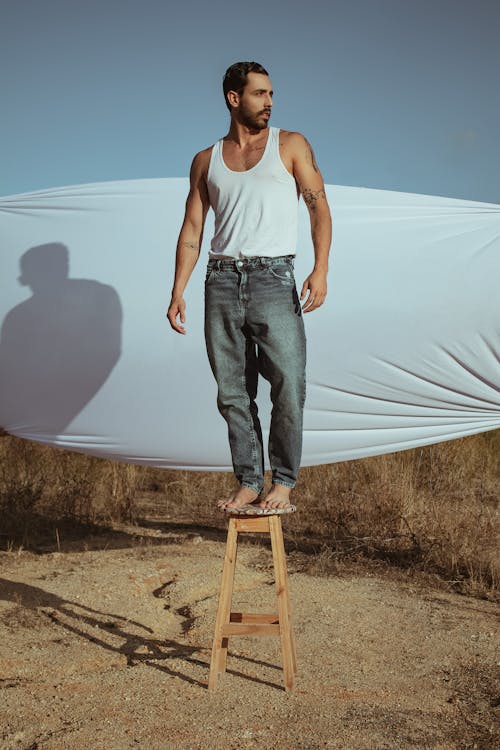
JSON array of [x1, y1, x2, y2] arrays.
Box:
[[300, 269, 327, 313], [167, 296, 187, 334]]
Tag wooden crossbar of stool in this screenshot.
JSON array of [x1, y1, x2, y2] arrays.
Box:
[[208, 508, 297, 692]]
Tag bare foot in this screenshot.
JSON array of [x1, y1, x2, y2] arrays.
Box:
[[217, 486, 260, 510], [259, 485, 293, 510]]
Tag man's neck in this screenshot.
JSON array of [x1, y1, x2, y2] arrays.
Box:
[[226, 120, 269, 147]]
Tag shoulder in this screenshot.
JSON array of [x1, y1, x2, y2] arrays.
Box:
[[192, 144, 214, 165], [277, 130, 312, 158], [190, 145, 214, 178], [277, 130, 309, 147]]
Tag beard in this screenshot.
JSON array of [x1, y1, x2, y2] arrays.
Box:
[[238, 103, 269, 131]]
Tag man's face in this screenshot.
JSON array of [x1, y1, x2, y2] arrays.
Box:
[[233, 72, 273, 130]]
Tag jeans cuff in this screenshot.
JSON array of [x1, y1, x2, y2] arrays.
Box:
[[241, 482, 263, 494], [272, 480, 295, 489]]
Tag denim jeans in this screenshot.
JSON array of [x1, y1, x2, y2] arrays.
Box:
[[204, 254, 307, 494]]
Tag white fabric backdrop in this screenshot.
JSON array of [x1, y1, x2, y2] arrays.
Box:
[[1, 179, 499, 468]]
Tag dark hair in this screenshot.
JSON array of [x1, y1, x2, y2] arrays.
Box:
[[222, 61, 269, 112]]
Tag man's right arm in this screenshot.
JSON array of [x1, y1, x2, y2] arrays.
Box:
[[167, 149, 211, 334]]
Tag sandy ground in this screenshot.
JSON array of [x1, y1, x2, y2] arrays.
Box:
[[0, 518, 498, 750]]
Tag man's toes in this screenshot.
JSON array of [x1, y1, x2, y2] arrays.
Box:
[[272, 497, 291, 508], [261, 498, 281, 509], [217, 494, 235, 508]]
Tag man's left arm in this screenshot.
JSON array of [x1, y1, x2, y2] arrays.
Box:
[[292, 133, 332, 312]]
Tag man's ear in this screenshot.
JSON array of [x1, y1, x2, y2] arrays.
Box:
[[227, 90, 239, 109]]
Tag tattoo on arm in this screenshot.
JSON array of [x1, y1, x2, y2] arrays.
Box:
[[182, 241, 199, 251], [302, 188, 326, 211]]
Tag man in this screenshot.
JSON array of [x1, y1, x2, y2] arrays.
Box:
[[167, 61, 332, 511]]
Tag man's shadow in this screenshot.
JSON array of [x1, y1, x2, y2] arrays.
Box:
[[0, 242, 122, 435]]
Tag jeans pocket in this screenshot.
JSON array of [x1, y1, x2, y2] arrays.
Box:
[[268, 265, 294, 284], [205, 267, 216, 283]]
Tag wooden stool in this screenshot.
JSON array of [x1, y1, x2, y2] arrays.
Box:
[[208, 504, 297, 692]]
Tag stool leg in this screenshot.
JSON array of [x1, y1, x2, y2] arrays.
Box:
[[276, 523, 297, 676], [269, 515, 296, 692], [274, 517, 297, 676], [208, 518, 238, 691]]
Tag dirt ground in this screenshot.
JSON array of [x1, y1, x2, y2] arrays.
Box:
[[0, 517, 498, 750]]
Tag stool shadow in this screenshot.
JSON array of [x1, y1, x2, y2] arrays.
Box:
[[0, 578, 286, 691], [0, 578, 205, 687], [222, 665, 286, 691]]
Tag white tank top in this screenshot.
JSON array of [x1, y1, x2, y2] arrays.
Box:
[[206, 126, 298, 259]]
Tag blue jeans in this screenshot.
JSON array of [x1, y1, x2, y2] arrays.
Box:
[[204, 254, 307, 494]]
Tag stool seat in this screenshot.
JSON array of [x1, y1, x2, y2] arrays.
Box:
[[221, 503, 296, 516], [209, 511, 297, 692]]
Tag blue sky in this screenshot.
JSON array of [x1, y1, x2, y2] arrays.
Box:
[[1, 0, 499, 203]]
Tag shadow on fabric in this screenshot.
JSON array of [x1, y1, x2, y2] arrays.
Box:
[[0, 242, 122, 436]]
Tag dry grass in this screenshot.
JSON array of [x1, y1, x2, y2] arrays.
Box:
[[293, 432, 499, 588], [0, 437, 138, 545], [0, 431, 498, 598]]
